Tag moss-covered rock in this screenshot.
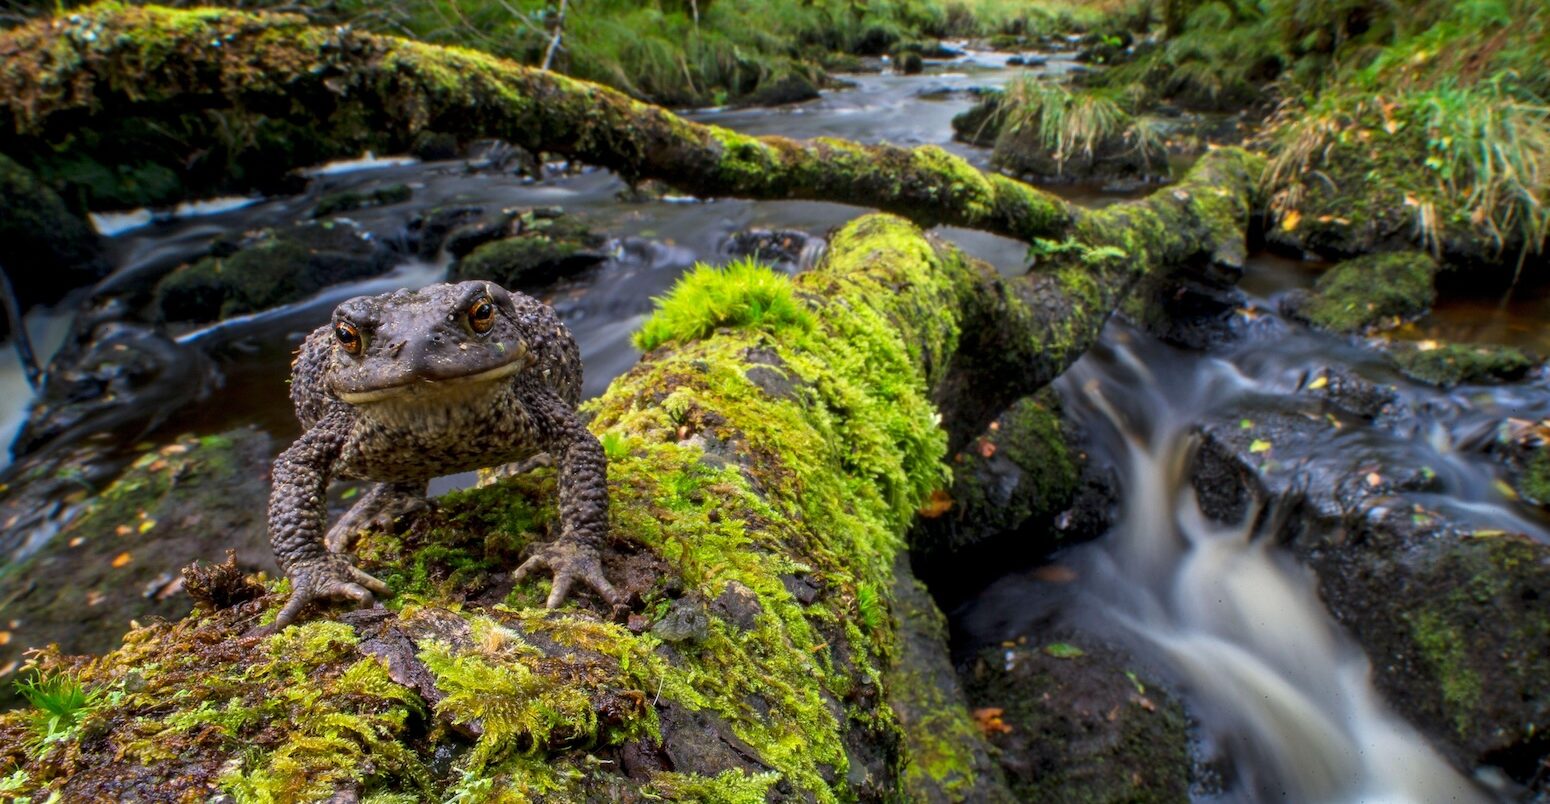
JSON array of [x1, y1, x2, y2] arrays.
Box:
[[447, 211, 608, 289], [313, 183, 413, 218], [153, 222, 393, 322], [910, 390, 1083, 563], [736, 71, 821, 107], [1283, 251, 1439, 334], [1518, 447, 1550, 505], [960, 635, 1192, 803], [0, 153, 109, 312], [1190, 412, 1550, 791], [1383, 341, 1538, 387]]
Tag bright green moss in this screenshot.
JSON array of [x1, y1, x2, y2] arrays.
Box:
[[633, 258, 816, 351], [1386, 342, 1537, 387]]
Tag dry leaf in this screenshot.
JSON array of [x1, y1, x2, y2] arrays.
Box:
[[918, 489, 954, 519], [973, 707, 1013, 736], [112, 551, 133, 568]]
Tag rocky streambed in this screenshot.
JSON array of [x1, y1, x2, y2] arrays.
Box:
[[0, 31, 1547, 801]]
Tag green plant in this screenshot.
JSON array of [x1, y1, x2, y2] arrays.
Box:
[[14, 673, 105, 751]]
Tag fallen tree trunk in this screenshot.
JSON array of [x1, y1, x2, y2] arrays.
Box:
[[0, 5, 1263, 800]]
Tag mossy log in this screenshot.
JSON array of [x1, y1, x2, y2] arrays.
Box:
[[0, 5, 1266, 800]]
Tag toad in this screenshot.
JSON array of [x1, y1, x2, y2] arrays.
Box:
[[267, 281, 619, 626]]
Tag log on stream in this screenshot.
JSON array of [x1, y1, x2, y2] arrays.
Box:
[[0, 5, 1261, 799]]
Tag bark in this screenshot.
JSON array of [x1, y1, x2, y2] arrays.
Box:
[[0, 5, 1264, 800]]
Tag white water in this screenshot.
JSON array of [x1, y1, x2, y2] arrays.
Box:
[[1060, 330, 1492, 803]]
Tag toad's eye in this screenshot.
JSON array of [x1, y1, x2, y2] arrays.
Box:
[[334, 321, 363, 355], [468, 297, 496, 334]]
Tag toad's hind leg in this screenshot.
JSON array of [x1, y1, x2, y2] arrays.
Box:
[[325, 481, 428, 554]]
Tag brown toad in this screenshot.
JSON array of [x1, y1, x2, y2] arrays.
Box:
[[267, 281, 618, 627]]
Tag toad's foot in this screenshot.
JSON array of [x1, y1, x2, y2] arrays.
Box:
[[325, 482, 428, 554], [513, 537, 622, 609], [274, 554, 392, 628]]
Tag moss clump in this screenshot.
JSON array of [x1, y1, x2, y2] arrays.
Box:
[[1294, 251, 1438, 333], [448, 228, 605, 290], [153, 223, 388, 322], [1385, 341, 1537, 387], [1520, 448, 1550, 505], [1408, 610, 1481, 735], [313, 184, 412, 218], [634, 259, 817, 351]]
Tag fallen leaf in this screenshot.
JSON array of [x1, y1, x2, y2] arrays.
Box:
[[1366, 472, 1383, 487], [138, 519, 157, 534], [1249, 439, 1272, 453], [1280, 210, 1302, 232], [0, 632, 10, 646], [112, 551, 133, 568], [978, 439, 997, 459], [1308, 375, 1329, 390], [1239, 418, 1254, 430], [918, 489, 953, 518], [1043, 642, 1085, 659], [1134, 695, 1157, 712], [973, 707, 1013, 736], [1033, 564, 1078, 583], [115, 525, 132, 537]]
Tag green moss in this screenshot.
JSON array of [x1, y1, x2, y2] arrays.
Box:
[[1520, 448, 1550, 504], [1386, 341, 1537, 387], [633, 259, 817, 351], [1298, 251, 1438, 333], [1409, 611, 1483, 735]]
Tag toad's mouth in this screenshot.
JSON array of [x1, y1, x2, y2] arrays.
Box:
[[333, 357, 527, 405]]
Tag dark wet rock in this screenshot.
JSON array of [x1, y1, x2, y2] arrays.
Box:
[[1122, 237, 1249, 349], [410, 130, 460, 161], [153, 221, 393, 322], [0, 153, 110, 314], [895, 51, 925, 75], [1382, 341, 1539, 388], [0, 428, 275, 709], [1006, 54, 1047, 68], [312, 183, 412, 218], [1280, 251, 1438, 334], [737, 72, 821, 107], [1191, 407, 1550, 791], [960, 632, 1191, 803], [887, 557, 1011, 802], [10, 322, 216, 460], [853, 24, 901, 56], [447, 209, 608, 289], [722, 228, 826, 273], [711, 580, 762, 632]]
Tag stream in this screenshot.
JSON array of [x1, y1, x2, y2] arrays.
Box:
[[2, 41, 1548, 802]]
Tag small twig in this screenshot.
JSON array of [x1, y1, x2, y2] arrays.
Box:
[[0, 264, 41, 390]]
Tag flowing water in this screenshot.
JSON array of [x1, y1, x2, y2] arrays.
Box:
[[954, 314, 1548, 801], [2, 40, 1549, 798]]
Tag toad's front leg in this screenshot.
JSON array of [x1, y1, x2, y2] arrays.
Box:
[[268, 407, 391, 628], [512, 388, 622, 609]]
